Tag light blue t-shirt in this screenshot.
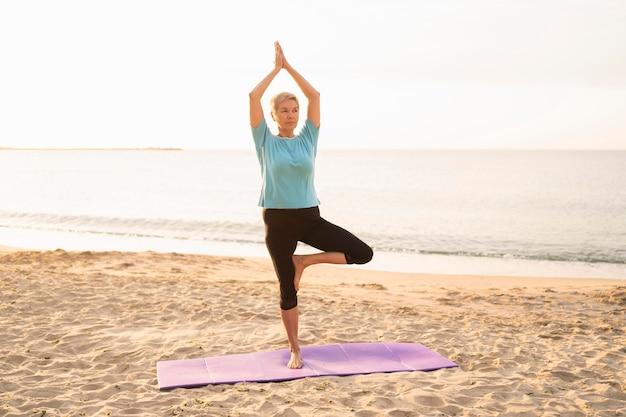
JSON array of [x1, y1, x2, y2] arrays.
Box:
[[252, 118, 320, 208]]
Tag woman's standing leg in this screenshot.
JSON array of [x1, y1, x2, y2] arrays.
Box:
[[263, 209, 304, 369]]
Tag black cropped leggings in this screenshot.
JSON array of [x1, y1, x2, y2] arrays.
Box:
[[263, 206, 373, 310]]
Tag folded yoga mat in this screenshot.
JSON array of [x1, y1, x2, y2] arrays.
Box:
[[157, 342, 457, 390]]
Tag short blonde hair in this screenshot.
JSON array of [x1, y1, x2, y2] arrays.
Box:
[[270, 92, 299, 115]]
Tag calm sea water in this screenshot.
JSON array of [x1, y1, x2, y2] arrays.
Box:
[[1, 149, 625, 279]]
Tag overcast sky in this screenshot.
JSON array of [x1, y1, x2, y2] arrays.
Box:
[[1, 0, 625, 150]]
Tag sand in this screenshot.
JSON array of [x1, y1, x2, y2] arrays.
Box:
[[1, 248, 625, 416]]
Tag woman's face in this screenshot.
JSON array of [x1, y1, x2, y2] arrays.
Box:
[[272, 99, 299, 132]]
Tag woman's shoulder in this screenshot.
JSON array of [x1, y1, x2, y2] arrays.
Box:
[[298, 118, 319, 141]]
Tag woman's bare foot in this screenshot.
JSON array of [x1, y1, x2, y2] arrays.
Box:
[[280, 307, 302, 369], [288, 348, 303, 369], [292, 255, 305, 291]]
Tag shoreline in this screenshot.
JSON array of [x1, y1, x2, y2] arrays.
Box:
[[2, 227, 626, 281]]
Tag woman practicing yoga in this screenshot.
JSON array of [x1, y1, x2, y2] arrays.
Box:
[[249, 41, 373, 369]]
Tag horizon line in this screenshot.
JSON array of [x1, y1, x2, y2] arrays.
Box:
[[2, 147, 625, 152]]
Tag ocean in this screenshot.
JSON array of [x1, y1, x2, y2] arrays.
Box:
[[1, 149, 625, 279]]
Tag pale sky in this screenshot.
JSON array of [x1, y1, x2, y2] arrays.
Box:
[[1, 0, 625, 150]]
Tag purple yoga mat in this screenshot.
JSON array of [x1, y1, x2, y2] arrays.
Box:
[[157, 342, 457, 390]]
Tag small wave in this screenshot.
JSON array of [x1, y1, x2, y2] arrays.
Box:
[[369, 246, 626, 266], [0, 211, 265, 247]]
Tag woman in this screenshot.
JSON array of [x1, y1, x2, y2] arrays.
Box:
[[249, 41, 373, 369]]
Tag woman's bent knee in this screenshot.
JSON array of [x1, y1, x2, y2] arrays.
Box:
[[346, 244, 373, 265]]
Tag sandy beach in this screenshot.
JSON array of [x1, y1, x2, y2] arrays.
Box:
[[1, 247, 624, 416]]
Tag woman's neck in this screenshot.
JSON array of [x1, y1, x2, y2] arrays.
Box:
[[277, 128, 295, 138]]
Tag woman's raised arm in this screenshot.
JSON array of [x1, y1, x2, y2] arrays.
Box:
[[278, 43, 320, 128], [249, 43, 282, 128]]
